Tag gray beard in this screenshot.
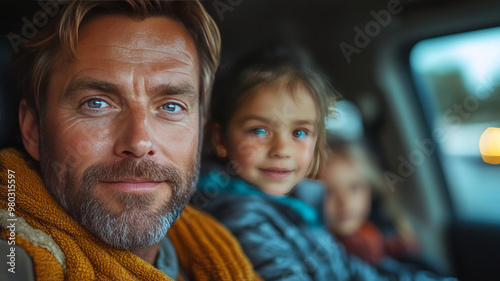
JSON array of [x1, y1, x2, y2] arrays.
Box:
[[39, 144, 198, 251]]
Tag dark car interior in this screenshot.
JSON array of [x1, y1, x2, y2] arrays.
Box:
[[1, 1, 499, 280]]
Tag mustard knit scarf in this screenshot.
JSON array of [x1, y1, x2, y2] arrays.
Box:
[[0, 148, 261, 281]]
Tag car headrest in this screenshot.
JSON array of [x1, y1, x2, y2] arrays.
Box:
[[0, 38, 22, 150]]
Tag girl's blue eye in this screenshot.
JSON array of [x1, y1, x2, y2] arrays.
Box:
[[251, 128, 269, 136], [162, 103, 182, 113], [86, 99, 109, 109], [293, 130, 307, 139]]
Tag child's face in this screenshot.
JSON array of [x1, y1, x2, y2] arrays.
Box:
[[216, 83, 318, 195], [322, 157, 371, 236]]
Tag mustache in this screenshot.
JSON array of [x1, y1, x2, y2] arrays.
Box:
[[81, 158, 183, 191]]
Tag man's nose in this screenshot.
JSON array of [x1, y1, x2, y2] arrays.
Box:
[[269, 133, 291, 159], [114, 106, 155, 158]]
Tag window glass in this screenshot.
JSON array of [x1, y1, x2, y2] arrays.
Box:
[[410, 27, 500, 222]]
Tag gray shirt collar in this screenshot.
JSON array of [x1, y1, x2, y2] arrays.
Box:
[[154, 236, 179, 280]]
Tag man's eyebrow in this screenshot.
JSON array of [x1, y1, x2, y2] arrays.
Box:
[[63, 78, 198, 102], [151, 83, 198, 103], [64, 78, 120, 99]]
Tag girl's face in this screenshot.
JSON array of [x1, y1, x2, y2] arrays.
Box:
[[215, 83, 318, 195], [322, 157, 371, 236]]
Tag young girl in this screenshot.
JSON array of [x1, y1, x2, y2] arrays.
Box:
[[321, 139, 420, 266], [192, 48, 456, 281]]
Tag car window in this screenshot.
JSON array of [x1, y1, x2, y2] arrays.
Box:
[[410, 27, 500, 223]]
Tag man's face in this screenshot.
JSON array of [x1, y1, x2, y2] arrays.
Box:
[[37, 15, 200, 250]]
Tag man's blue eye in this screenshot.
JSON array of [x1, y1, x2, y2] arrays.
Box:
[[87, 99, 109, 109], [251, 128, 268, 136], [162, 103, 182, 113], [293, 130, 307, 139]]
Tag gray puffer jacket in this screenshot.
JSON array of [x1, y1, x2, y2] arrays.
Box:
[[193, 172, 458, 281]]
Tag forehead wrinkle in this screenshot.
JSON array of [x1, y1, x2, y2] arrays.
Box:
[[80, 46, 194, 66], [77, 15, 196, 53], [77, 58, 195, 78], [109, 44, 193, 59], [116, 28, 193, 51], [153, 68, 197, 77]]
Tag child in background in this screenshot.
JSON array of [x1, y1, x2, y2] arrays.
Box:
[[193, 47, 457, 281], [321, 140, 419, 265]]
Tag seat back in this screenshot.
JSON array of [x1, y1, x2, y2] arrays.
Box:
[[0, 38, 22, 150]]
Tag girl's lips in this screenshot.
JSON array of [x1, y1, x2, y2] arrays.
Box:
[[102, 180, 161, 193], [259, 168, 292, 180]]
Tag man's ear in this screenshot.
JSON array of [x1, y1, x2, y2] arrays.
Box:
[[212, 123, 227, 158], [19, 99, 40, 161]]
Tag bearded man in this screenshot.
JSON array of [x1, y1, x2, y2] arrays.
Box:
[[0, 1, 260, 280]]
